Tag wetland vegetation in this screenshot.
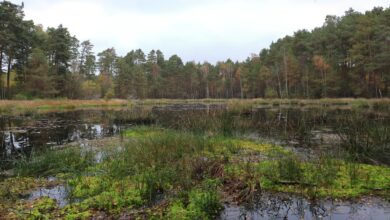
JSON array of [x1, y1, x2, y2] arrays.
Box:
[[1, 1, 390, 219], [0, 99, 389, 219]]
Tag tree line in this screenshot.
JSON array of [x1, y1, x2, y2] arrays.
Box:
[[1, 1, 389, 99]]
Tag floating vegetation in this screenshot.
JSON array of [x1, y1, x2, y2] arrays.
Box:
[[1, 125, 389, 219], [0, 100, 389, 219]]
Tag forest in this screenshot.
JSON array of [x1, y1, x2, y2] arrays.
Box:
[[1, 1, 390, 100], [1, 1, 390, 219]]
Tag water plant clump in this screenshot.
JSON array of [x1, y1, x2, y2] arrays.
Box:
[[1, 125, 389, 219], [335, 112, 390, 165], [14, 147, 96, 177], [1, 99, 390, 219]]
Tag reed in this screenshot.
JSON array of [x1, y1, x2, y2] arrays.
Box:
[[2, 98, 390, 218]]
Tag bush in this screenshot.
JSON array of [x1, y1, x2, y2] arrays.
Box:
[[13, 93, 29, 100], [104, 89, 115, 100]]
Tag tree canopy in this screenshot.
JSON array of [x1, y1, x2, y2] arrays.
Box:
[[1, 1, 389, 99]]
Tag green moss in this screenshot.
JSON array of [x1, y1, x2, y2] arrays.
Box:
[[68, 176, 108, 198], [209, 136, 276, 153], [166, 201, 191, 220], [165, 180, 223, 220], [80, 189, 143, 213], [68, 176, 144, 214], [60, 205, 91, 220], [3, 124, 390, 218], [254, 159, 390, 199], [0, 177, 60, 201], [124, 126, 164, 138], [187, 187, 223, 219], [10, 197, 58, 220]]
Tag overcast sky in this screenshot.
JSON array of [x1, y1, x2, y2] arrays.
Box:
[[10, 0, 390, 63]]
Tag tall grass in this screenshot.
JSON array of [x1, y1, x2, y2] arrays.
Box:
[[336, 112, 390, 165], [14, 147, 95, 177], [107, 131, 218, 200], [47, 129, 227, 218], [2, 99, 390, 218], [0, 99, 131, 115]]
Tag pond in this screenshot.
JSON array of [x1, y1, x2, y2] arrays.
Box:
[[0, 103, 389, 219], [1, 104, 389, 162], [0, 108, 154, 165]]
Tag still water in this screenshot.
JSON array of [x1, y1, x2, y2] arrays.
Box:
[[2, 105, 389, 161], [1, 104, 389, 219], [220, 193, 390, 220]]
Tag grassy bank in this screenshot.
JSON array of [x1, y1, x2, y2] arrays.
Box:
[[1, 98, 390, 115], [0, 99, 131, 114], [1, 126, 389, 219]]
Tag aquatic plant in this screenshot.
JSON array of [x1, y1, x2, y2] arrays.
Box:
[[1, 100, 390, 219], [14, 147, 95, 177]]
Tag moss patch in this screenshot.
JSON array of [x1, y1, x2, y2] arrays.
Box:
[[2, 126, 389, 218]]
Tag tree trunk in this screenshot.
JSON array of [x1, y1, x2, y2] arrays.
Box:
[[323, 70, 327, 97], [206, 80, 209, 99], [239, 75, 243, 99], [306, 68, 309, 98], [0, 50, 3, 74], [283, 49, 288, 98], [229, 73, 233, 98], [0, 50, 3, 100], [7, 55, 12, 99], [276, 67, 282, 99]]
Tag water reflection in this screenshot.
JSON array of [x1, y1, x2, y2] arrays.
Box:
[[220, 194, 390, 220], [0, 109, 150, 165], [2, 131, 30, 157], [0, 105, 389, 219], [1, 105, 389, 166], [29, 185, 68, 208]]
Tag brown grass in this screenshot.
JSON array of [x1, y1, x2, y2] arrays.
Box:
[[0, 99, 131, 114], [1, 98, 389, 114]]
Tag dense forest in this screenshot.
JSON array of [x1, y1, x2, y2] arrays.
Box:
[[1, 1, 389, 99]]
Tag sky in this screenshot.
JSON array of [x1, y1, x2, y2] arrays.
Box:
[[10, 0, 390, 63]]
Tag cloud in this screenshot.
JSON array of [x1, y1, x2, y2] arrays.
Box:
[[11, 0, 390, 63]]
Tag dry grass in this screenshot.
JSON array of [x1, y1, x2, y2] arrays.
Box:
[[0, 99, 131, 114], [139, 98, 390, 105], [1, 98, 389, 114]]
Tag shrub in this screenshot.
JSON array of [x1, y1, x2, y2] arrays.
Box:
[[13, 93, 29, 100]]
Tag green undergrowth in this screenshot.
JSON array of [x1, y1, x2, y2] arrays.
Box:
[[14, 147, 95, 177], [1, 126, 389, 219], [0, 177, 61, 201], [248, 157, 390, 198], [166, 179, 223, 220]]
